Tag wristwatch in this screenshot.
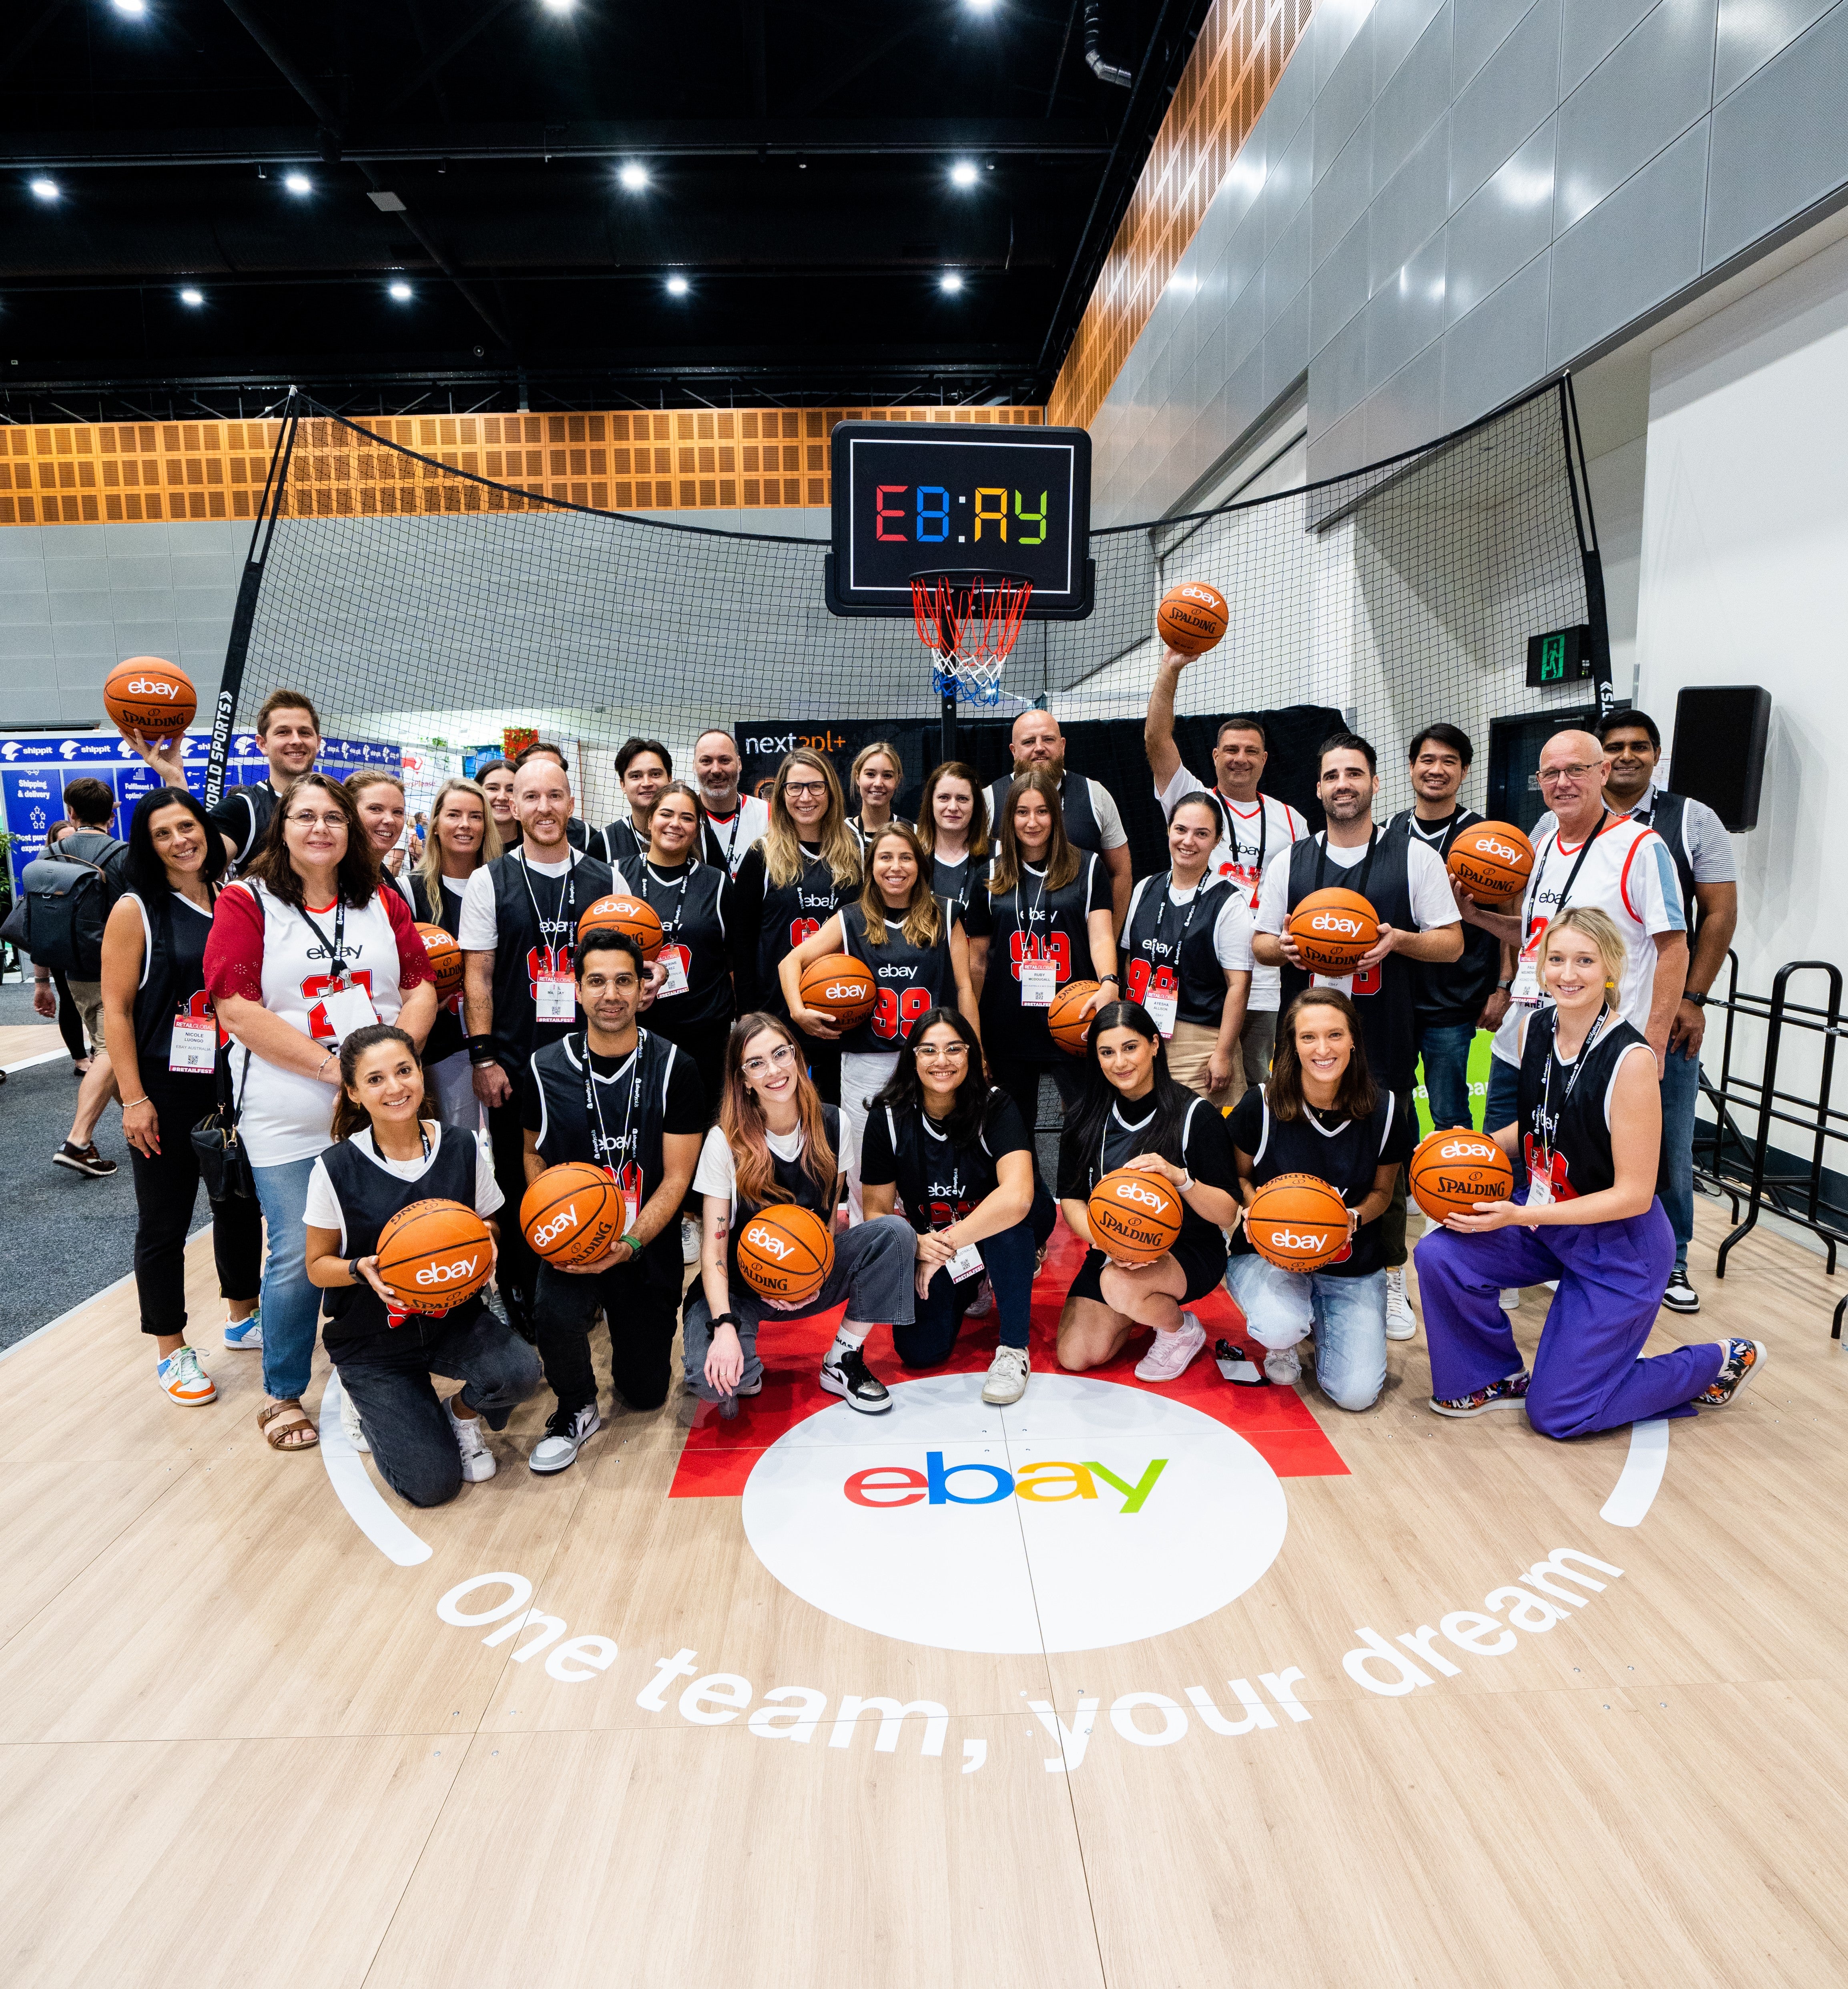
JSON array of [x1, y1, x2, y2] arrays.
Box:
[[1496, 978, 1513, 990], [1685, 991, 1708, 1008]]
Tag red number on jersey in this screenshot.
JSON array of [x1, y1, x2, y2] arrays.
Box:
[[790, 917, 821, 949], [525, 944, 573, 997], [1125, 958, 1177, 1005], [179, 987, 230, 1047], [1009, 930, 1071, 982], [1350, 961, 1382, 998]]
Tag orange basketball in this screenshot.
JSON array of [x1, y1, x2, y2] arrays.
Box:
[[520, 1161, 626, 1266], [374, 1199, 495, 1314], [736, 1203, 835, 1308], [577, 893, 664, 961], [1285, 887, 1379, 975], [1446, 820, 1535, 907], [103, 655, 195, 739], [414, 922, 463, 1001], [1244, 1172, 1351, 1272], [1086, 1167, 1184, 1264], [1156, 581, 1229, 657], [797, 952, 877, 1027], [1408, 1129, 1514, 1222], [1049, 979, 1102, 1055]]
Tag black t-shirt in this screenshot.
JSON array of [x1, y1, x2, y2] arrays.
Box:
[[1393, 806, 1501, 1027], [207, 780, 283, 867], [860, 1091, 1032, 1233], [1225, 1084, 1415, 1278], [1057, 1091, 1236, 1258]]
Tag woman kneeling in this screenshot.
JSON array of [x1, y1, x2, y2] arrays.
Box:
[[1056, 1001, 1239, 1383]]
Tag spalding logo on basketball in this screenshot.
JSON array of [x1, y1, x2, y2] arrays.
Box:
[[1243, 1172, 1351, 1271], [1155, 579, 1230, 657], [1284, 888, 1379, 975], [1086, 1167, 1184, 1264], [1407, 1129, 1514, 1221], [103, 655, 196, 739], [1445, 820, 1535, 906]]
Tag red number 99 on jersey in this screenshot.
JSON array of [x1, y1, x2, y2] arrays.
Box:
[[870, 986, 932, 1040]]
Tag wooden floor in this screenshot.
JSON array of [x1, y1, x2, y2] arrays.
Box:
[[0, 1021, 62, 1069], [2, 1197, 1845, 1988]]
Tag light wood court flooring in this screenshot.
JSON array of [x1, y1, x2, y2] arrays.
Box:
[[0, 1199, 1844, 1987]]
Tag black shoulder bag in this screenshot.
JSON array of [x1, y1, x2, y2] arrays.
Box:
[[191, 1045, 255, 1202]]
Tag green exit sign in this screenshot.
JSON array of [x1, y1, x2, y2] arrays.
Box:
[[1526, 625, 1594, 687]]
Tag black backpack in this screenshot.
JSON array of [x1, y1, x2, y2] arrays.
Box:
[[0, 836, 126, 977]]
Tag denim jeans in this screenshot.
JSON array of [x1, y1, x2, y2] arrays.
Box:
[[1485, 1055, 1526, 1191], [1416, 1022, 1477, 1131], [894, 1183, 1056, 1365], [1658, 1039, 1700, 1272], [1226, 1253, 1387, 1412], [337, 1308, 544, 1507], [253, 1150, 326, 1402]]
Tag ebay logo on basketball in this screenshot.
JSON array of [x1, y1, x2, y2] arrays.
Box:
[[844, 1451, 1168, 1511], [1176, 585, 1218, 605], [126, 677, 181, 697], [745, 1223, 795, 1261], [824, 982, 865, 1002], [1473, 838, 1521, 864], [416, 1254, 482, 1286], [1107, 1181, 1172, 1212], [1307, 912, 1362, 936], [1266, 1229, 1334, 1252], [530, 1208, 580, 1250]]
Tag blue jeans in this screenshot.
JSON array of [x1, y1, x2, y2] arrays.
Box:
[[1485, 1054, 1526, 1191], [1417, 1022, 1476, 1131], [253, 1151, 326, 1402], [893, 1184, 1056, 1364], [1658, 1040, 1700, 1272], [1226, 1253, 1387, 1412]]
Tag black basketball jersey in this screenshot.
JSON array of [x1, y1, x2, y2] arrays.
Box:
[[127, 887, 220, 1069], [836, 896, 957, 1055], [1390, 806, 1501, 1027], [619, 857, 734, 1030], [1120, 872, 1237, 1028], [742, 842, 857, 1017], [975, 852, 1106, 1060], [863, 1091, 1032, 1234], [985, 770, 1104, 855], [1279, 823, 1419, 1093], [1226, 1084, 1408, 1278], [931, 851, 977, 919], [724, 1104, 844, 1289], [319, 1124, 485, 1349], [485, 846, 616, 1071], [1517, 1008, 1651, 1203], [409, 870, 470, 1064], [598, 817, 645, 870], [209, 779, 283, 870], [1057, 1092, 1234, 1258]]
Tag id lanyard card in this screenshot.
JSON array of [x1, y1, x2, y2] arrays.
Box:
[[522, 852, 580, 1023], [947, 1242, 986, 1282], [584, 1035, 644, 1234], [1015, 868, 1056, 1007], [168, 1015, 217, 1073], [534, 955, 576, 1023], [1143, 981, 1179, 1037], [319, 978, 379, 1039]]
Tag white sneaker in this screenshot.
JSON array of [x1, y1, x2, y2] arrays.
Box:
[[1498, 1288, 1521, 1313], [681, 1216, 700, 1265], [1384, 1267, 1417, 1341], [155, 1344, 215, 1406], [223, 1310, 263, 1350], [448, 1397, 496, 1482], [1263, 1346, 1302, 1387], [1135, 1310, 1206, 1383], [531, 1403, 600, 1473], [964, 1276, 995, 1318], [981, 1344, 1029, 1404], [339, 1385, 370, 1453]]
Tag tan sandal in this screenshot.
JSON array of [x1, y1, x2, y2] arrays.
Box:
[[257, 1398, 319, 1450]]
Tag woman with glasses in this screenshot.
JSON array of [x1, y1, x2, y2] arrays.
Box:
[[862, 1007, 1054, 1404], [682, 1013, 916, 1418], [729, 749, 861, 1103], [916, 760, 988, 918]]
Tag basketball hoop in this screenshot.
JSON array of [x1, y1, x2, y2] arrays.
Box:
[[910, 571, 1033, 708]]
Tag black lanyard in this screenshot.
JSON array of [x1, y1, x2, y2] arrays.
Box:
[[1527, 812, 1610, 940], [1407, 808, 1462, 852], [1222, 794, 1268, 904], [1013, 862, 1053, 957], [1312, 827, 1378, 902], [706, 807, 744, 876], [580, 1031, 644, 1172], [920, 1110, 965, 1209], [518, 847, 580, 955], [640, 860, 694, 938], [1536, 1007, 1611, 1163], [1150, 870, 1208, 954], [294, 897, 349, 978]]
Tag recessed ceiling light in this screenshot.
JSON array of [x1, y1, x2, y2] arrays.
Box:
[[950, 160, 979, 189], [112, 0, 148, 15], [967, 0, 997, 11], [30, 177, 60, 203], [666, 274, 690, 297], [283, 171, 312, 196], [179, 287, 204, 307], [388, 280, 413, 301], [940, 272, 964, 294], [540, 0, 573, 12], [618, 162, 648, 191]]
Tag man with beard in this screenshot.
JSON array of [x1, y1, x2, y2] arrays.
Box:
[[690, 728, 771, 880], [983, 708, 1132, 930]]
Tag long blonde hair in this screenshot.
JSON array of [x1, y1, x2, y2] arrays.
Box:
[[417, 776, 502, 904], [761, 748, 861, 890], [857, 823, 943, 949], [986, 766, 1079, 895], [1542, 906, 1625, 1010], [718, 1013, 837, 1207], [849, 740, 903, 807]]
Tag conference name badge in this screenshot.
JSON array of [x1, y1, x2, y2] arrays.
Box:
[[321, 978, 380, 1041], [947, 1242, 985, 1282], [1019, 960, 1057, 1008], [657, 944, 691, 997], [535, 969, 575, 1023], [167, 1015, 217, 1074], [1143, 987, 1178, 1038], [1311, 972, 1354, 996]]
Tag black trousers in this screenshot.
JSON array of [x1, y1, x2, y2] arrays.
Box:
[[985, 1048, 1087, 1140], [486, 1082, 537, 1334], [646, 1011, 731, 1122], [533, 1254, 681, 1415], [129, 1070, 263, 1336], [53, 970, 86, 1060]]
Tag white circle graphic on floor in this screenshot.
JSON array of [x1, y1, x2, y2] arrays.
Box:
[[741, 1374, 1288, 1653]]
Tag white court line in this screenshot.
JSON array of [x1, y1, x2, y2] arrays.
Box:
[[0, 1221, 213, 1363], [1600, 1419, 1669, 1527], [2, 1048, 70, 1075], [317, 1372, 433, 1567]]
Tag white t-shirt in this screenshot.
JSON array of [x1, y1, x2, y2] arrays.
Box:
[[457, 848, 576, 952], [1123, 874, 1255, 974], [702, 794, 772, 878], [303, 1122, 503, 1246], [1255, 832, 1460, 945], [1154, 767, 1306, 1009], [692, 1115, 860, 1208], [1489, 813, 1685, 1066]]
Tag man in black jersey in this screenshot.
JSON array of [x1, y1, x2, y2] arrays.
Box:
[[522, 931, 704, 1474]]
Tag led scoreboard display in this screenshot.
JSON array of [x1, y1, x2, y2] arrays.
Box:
[[825, 421, 1094, 618]]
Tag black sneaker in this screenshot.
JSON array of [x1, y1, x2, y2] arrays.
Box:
[[1661, 1268, 1700, 1313], [529, 1403, 600, 1473], [53, 1141, 117, 1178], [819, 1344, 891, 1414], [1696, 1338, 1765, 1408]]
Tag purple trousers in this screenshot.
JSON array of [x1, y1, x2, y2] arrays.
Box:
[[1413, 1197, 1724, 1438]]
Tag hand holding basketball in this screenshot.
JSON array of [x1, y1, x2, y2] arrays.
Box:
[[104, 655, 195, 741], [1156, 582, 1229, 657]]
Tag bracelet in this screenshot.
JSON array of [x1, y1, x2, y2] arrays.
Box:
[[1178, 1172, 1194, 1194], [317, 1049, 337, 1077], [709, 1312, 740, 1333], [620, 1233, 644, 1255], [120, 1095, 149, 1109]]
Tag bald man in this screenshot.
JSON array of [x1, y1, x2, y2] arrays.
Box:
[[1457, 729, 1687, 1296], [985, 709, 1133, 928]]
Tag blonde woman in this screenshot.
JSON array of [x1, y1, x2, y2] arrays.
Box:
[[1415, 906, 1763, 1428], [845, 739, 910, 851], [345, 769, 415, 907], [409, 776, 502, 1127]]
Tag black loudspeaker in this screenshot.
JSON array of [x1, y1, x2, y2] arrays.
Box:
[[1669, 686, 1772, 832]]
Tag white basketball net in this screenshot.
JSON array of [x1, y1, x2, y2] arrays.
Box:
[[910, 575, 1033, 706]]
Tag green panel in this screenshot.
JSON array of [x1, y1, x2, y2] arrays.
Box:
[[1413, 1029, 1497, 1137]]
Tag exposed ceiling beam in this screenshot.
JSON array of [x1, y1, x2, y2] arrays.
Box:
[[379, 0, 525, 117]]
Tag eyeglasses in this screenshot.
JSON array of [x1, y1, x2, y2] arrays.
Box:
[[1536, 763, 1601, 786], [741, 1043, 799, 1078], [914, 1041, 969, 1061], [287, 812, 347, 830], [783, 780, 826, 798]]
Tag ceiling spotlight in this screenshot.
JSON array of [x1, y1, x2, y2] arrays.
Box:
[[540, 0, 574, 11], [618, 162, 648, 191], [967, 0, 997, 11], [940, 272, 964, 293], [112, 0, 148, 15], [179, 287, 204, 307], [950, 160, 979, 189], [388, 280, 413, 301], [666, 274, 690, 297], [30, 177, 60, 203], [283, 171, 313, 196]]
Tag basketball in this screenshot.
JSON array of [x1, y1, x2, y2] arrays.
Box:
[[1086, 1167, 1184, 1264], [1446, 820, 1535, 906], [1407, 1129, 1514, 1221], [577, 893, 664, 961], [1049, 978, 1102, 1055], [1244, 1172, 1351, 1272], [373, 1198, 495, 1314], [415, 922, 463, 1001], [103, 655, 195, 739], [520, 1161, 626, 1266], [736, 1203, 835, 1307], [1155, 581, 1229, 657], [1285, 887, 1379, 974], [798, 952, 877, 1027]]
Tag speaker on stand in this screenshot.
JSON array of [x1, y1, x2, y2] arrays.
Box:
[[1668, 686, 1771, 832]]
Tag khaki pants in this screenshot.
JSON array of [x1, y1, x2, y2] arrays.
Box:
[[66, 978, 106, 1049], [1165, 1020, 1237, 1110]]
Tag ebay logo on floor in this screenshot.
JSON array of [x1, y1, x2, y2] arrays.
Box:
[[844, 1452, 1167, 1511]]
